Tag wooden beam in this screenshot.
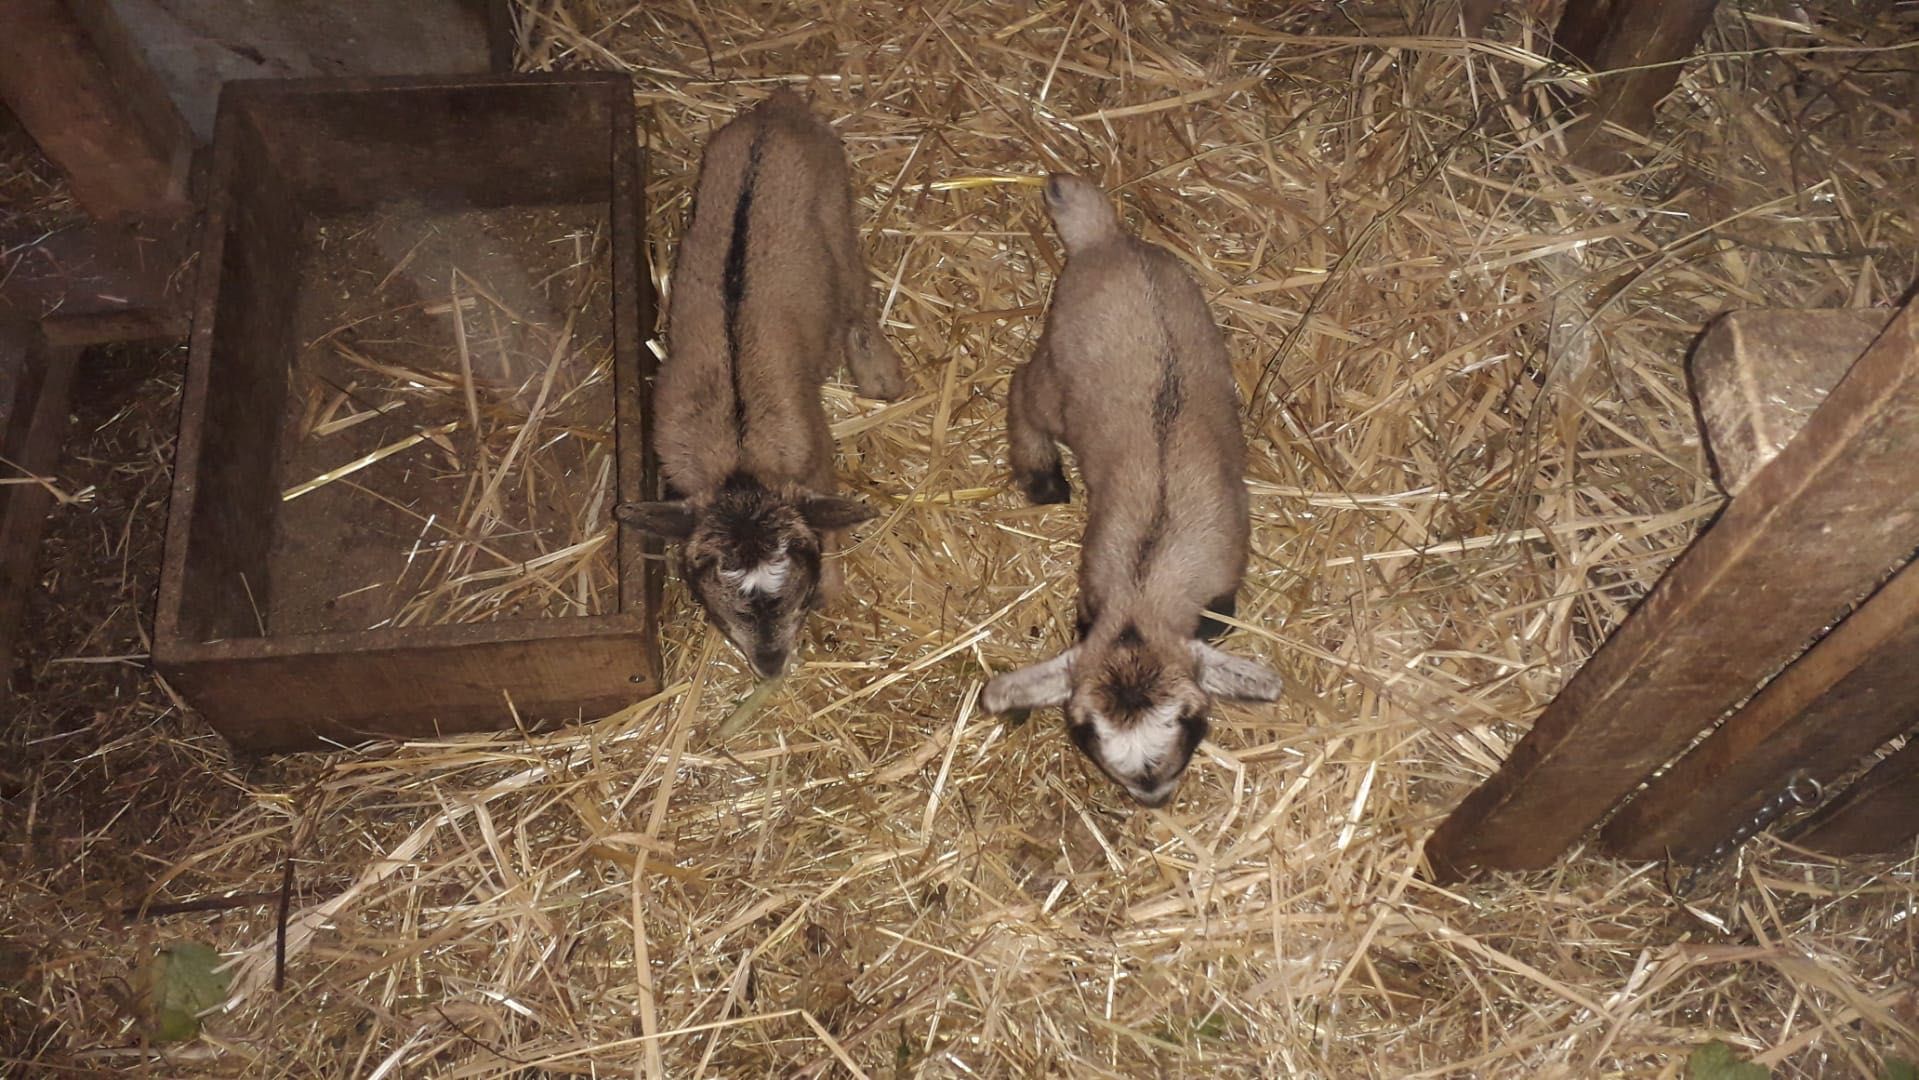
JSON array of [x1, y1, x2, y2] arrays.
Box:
[[0, 215, 197, 345], [1556, 0, 1719, 153], [81, 0, 508, 144], [0, 321, 79, 693], [1599, 310, 1905, 860], [1425, 299, 1919, 880], [0, 0, 191, 219], [1600, 552, 1919, 860], [1791, 736, 1919, 856], [1690, 310, 1891, 496]]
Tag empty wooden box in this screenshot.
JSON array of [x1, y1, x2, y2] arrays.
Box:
[[154, 73, 662, 752]]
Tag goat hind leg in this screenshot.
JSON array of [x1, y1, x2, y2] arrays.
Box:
[[1008, 353, 1069, 505]]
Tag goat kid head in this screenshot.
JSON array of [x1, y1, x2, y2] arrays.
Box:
[[982, 629, 1282, 807], [618, 475, 874, 678]]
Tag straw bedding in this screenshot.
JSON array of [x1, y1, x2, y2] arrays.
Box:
[[4, 0, 1918, 1075]]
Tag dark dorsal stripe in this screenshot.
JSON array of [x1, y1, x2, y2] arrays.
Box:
[[722, 130, 768, 443], [1133, 280, 1184, 580]]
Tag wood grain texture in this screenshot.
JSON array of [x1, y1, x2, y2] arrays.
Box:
[[1792, 735, 1919, 856], [1689, 309, 1892, 496], [0, 0, 190, 218], [1557, 0, 1719, 154], [159, 617, 659, 753], [1600, 552, 1919, 860], [1426, 299, 1919, 880], [0, 322, 79, 695]]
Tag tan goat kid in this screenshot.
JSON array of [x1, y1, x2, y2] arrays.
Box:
[[618, 90, 907, 678], [983, 173, 1283, 807]]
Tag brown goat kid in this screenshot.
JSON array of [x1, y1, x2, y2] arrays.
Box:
[[983, 173, 1282, 808], [618, 90, 907, 678]]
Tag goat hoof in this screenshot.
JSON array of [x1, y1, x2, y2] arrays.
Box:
[[1196, 591, 1237, 641], [1018, 465, 1070, 505]]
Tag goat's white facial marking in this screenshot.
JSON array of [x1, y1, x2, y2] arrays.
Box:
[[633, 479, 830, 680], [722, 554, 791, 596], [1089, 702, 1183, 782]]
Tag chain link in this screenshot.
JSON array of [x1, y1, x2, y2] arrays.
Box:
[[1674, 771, 1822, 899]]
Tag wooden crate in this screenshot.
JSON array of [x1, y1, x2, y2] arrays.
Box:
[[153, 73, 662, 753]]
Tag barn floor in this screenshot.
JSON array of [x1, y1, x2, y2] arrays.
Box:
[[4, 1, 1918, 1076]]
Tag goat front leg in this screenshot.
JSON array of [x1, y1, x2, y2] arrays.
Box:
[[845, 316, 907, 402], [814, 527, 846, 608], [1008, 346, 1070, 504], [826, 189, 909, 401]]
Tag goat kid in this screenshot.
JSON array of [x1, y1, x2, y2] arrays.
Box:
[[618, 89, 907, 678], [983, 173, 1283, 807]]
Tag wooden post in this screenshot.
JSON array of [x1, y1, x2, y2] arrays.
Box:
[[1556, 0, 1719, 152], [1792, 737, 1919, 856], [0, 322, 79, 693], [0, 0, 191, 219], [1425, 300, 1919, 880]]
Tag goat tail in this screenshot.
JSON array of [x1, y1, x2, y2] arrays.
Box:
[[1043, 172, 1121, 254]]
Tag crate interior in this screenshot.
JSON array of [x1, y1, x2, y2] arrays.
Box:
[[177, 81, 626, 645]]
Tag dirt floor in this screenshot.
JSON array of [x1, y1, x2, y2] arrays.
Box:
[[3, 0, 1919, 1076], [2, 342, 248, 1062]]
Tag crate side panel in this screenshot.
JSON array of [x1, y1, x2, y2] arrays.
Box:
[[241, 80, 614, 215], [162, 628, 658, 751], [174, 110, 304, 643]]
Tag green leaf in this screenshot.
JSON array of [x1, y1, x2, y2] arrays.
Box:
[[1688, 1041, 1770, 1080], [1881, 1059, 1918, 1080], [1193, 1013, 1229, 1041], [145, 941, 228, 1043]]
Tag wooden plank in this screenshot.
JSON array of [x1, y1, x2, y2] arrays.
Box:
[[63, 0, 198, 160], [0, 0, 190, 219], [1556, 0, 1719, 152], [1424, 298, 1919, 880], [0, 322, 80, 694], [1600, 309, 1909, 860], [1690, 310, 1892, 496], [1792, 736, 1919, 856], [1600, 552, 1919, 860], [91, 0, 507, 144], [158, 619, 659, 753], [0, 214, 197, 345]]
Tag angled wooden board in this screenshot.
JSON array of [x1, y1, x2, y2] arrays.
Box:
[[1426, 301, 1917, 879], [1792, 736, 1919, 856], [1601, 552, 1919, 860]]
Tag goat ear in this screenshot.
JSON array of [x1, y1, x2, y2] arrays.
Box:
[[615, 501, 697, 540], [982, 648, 1077, 714], [1190, 641, 1284, 702], [797, 494, 877, 532]]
